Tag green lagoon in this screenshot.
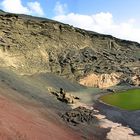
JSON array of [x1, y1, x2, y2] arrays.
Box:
[[100, 89, 140, 111]]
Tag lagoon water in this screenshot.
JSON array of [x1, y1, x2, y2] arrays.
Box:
[[100, 89, 140, 111]]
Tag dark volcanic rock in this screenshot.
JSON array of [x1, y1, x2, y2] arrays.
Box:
[[61, 106, 98, 126], [61, 106, 111, 140], [0, 10, 139, 85]]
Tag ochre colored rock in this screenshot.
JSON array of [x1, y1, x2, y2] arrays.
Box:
[[79, 73, 122, 88]]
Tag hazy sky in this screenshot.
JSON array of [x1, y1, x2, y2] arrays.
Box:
[[0, 0, 140, 43]]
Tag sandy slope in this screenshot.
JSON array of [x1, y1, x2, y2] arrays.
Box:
[[0, 69, 82, 140], [1, 68, 139, 140], [0, 87, 81, 140]]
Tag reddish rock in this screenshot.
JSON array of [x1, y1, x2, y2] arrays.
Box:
[[0, 94, 81, 140]]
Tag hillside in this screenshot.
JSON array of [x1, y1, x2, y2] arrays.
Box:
[[0, 11, 139, 88], [0, 10, 140, 140]]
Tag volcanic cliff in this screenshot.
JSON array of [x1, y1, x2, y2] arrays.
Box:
[[0, 10, 140, 88], [0, 10, 140, 140]]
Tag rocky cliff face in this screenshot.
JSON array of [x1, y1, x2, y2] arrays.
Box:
[[79, 73, 122, 88], [0, 11, 140, 87]]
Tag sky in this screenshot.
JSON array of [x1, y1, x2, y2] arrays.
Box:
[[0, 0, 140, 43]]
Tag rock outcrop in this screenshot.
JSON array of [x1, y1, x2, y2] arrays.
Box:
[[79, 73, 122, 88], [62, 105, 140, 140], [49, 88, 80, 104], [0, 11, 140, 87], [127, 75, 140, 86], [61, 106, 98, 125]]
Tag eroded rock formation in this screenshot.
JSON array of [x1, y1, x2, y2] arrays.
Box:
[[49, 88, 80, 104], [128, 75, 140, 86], [0, 11, 140, 87], [79, 73, 122, 88]]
